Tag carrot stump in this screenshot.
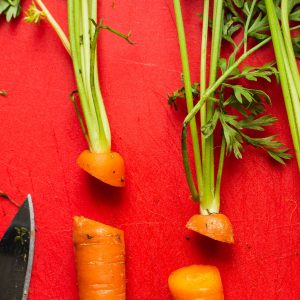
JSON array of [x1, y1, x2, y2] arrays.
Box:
[[77, 150, 125, 187], [186, 214, 234, 244], [168, 265, 224, 300], [73, 216, 126, 300]]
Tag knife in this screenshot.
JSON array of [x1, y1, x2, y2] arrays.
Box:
[[0, 195, 35, 300]]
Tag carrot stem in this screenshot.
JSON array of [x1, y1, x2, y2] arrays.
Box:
[[182, 126, 199, 201], [35, 0, 70, 54], [200, 0, 209, 202], [201, 0, 223, 214], [173, 0, 203, 197], [264, 0, 300, 170], [68, 0, 98, 152], [67, 0, 110, 154], [214, 137, 225, 212]]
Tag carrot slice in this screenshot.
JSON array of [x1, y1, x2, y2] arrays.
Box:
[[73, 216, 126, 300], [186, 214, 234, 244], [77, 150, 125, 187], [168, 265, 224, 300]]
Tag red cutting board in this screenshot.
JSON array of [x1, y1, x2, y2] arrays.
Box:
[[0, 1, 299, 299]]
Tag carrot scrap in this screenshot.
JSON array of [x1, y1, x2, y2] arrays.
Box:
[[186, 214, 234, 244], [168, 264, 224, 300], [73, 216, 126, 300], [77, 150, 125, 187]]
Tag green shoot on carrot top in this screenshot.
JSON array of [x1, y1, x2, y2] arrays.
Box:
[[25, 0, 133, 187], [171, 0, 292, 243]]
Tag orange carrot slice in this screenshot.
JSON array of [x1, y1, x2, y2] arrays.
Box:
[[73, 216, 126, 300], [77, 150, 125, 187], [186, 214, 234, 244], [168, 265, 224, 300]]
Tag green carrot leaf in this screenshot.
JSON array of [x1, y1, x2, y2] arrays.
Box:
[[238, 115, 277, 130], [233, 0, 244, 9], [168, 83, 200, 110], [24, 1, 45, 23], [201, 109, 221, 138], [0, 0, 21, 21]]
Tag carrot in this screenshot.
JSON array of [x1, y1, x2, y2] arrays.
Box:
[[186, 214, 234, 244], [168, 265, 224, 300], [77, 150, 125, 187], [73, 216, 126, 300]]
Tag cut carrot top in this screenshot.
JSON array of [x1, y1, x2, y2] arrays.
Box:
[[171, 0, 291, 242], [25, 0, 133, 186]]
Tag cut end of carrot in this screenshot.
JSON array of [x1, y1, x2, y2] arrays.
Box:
[[73, 216, 124, 244], [168, 264, 224, 300], [77, 150, 125, 187], [186, 213, 234, 244]]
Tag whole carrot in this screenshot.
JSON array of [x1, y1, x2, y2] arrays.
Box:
[[73, 216, 126, 300], [168, 265, 224, 300]]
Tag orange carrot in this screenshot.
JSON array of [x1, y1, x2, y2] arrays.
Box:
[[186, 214, 234, 244], [168, 265, 224, 300], [77, 150, 125, 187], [73, 216, 126, 300]]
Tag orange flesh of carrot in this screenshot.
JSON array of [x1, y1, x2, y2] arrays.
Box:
[[77, 150, 125, 187], [73, 216, 126, 300], [186, 214, 234, 244], [168, 265, 224, 300]]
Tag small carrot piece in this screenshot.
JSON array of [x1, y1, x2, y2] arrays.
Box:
[[168, 265, 224, 300], [73, 216, 126, 300], [77, 150, 125, 187], [186, 214, 234, 244]]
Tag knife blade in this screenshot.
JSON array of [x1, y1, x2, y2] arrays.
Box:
[[0, 195, 35, 300]]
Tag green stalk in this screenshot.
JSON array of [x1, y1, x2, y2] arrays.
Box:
[[90, 0, 112, 148], [243, 0, 257, 53], [173, 0, 203, 196], [36, 0, 70, 53], [182, 126, 199, 200], [282, 0, 300, 100], [74, 0, 82, 72], [214, 137, 225, 213], [201, 0, 223, 213], [264, 0, 300, 170], [90, 21, 110, 153], [200, 0, 209, 185], [68, 0, 99, 152]]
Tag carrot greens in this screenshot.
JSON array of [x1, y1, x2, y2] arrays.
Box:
[[172, 0, 291, 240]]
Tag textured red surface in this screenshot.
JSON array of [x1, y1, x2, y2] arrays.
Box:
[[0, 1, 299, 299]]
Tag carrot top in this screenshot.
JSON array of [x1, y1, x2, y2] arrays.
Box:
[[171, 0, 291, 219]]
